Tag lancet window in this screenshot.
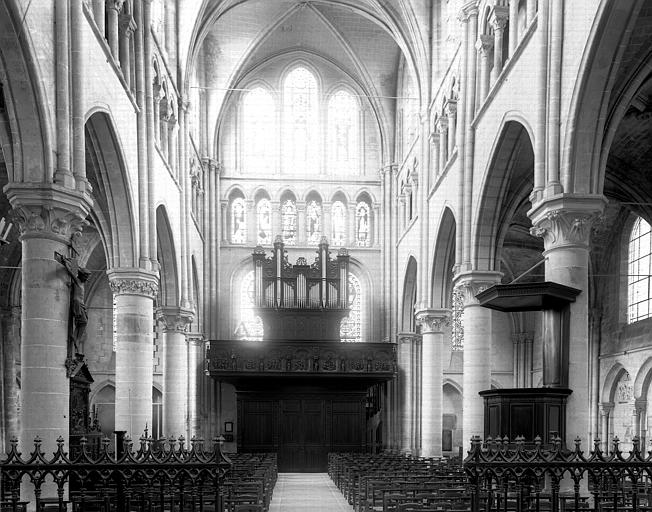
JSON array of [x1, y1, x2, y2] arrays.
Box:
[[283, 67, 318, 174], [628, 217, 652, 323], [256, 198, 272, 245], [281, 199, 297, 245], [328, 89, 359, 174], [230, 197, 247, 244], [355, 201, 371, 247], [306, 200, 322, 245], [331, 201, 347, 247], [340, 273, 362, 343]]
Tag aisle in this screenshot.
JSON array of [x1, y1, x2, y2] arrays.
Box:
[[268, 473, 353, 512]]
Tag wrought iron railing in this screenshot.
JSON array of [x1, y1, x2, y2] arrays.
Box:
[[464, 435, 652, 512], [0, 434, 232, 511]]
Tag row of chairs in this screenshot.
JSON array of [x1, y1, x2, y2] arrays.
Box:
[[220, 453, 278, 512], [328, 452, 468, 512]]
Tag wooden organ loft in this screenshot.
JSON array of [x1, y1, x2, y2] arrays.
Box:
[[207, 237, 397, 472]]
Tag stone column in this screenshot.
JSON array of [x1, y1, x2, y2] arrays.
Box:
[[108, 268, 159, 437], [454, 271, 502, 442], [437, 117, 449, 168], [476, 35, 493, 103], [430, 132, 440, 178], [119, 15, 135, 89], [445, 100, 457, 157], [296, 204, 306, 245], [635, 398, 646, 447], [509, 0, 518, 55], [157, 307, 193, 439], [187, 334, 204, 439], [399, 192, 407, 230], [92, 0, 105, 34], [416, 309, 450, 457], [526, 0, 536, 25], [1, 307, 20, 451], [7, 185, 92, 453], [599, 402, 613, 454], [491, 7, 509, 83], [106, 0, 124, 62], [529, 195, 607, 445], [398, 333, 419, 453]]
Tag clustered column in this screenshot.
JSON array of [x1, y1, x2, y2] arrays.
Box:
[[108, 268, 159, 437], [476, 35, 493, 103], [187, 334, 204, 439], [416, 309, 450, 457], [157, 307, 194, 439], [107, 0, 125, 63], [490, 7, 509, 83], [454, 271, 502, 441], [398, 332, 420, 454], [599, 402, 613, 453]]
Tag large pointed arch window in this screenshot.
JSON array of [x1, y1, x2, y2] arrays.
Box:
[[328, 89, 359, 174], [306, 200, 322, 245], [281, 199, 297, 245], [256, 198, 272, 245], [331, 201, 347, 247], [628, 217, 652, 323], [355, 201, 371, 247], [237, 270, 263, 340], [243, 87, 276, 172], [230, 197, 246, 244], [340, 273, 362, 342], [283, 67, 319, 173]]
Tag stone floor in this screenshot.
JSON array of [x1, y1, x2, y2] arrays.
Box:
[[268, 473, 353, 511]]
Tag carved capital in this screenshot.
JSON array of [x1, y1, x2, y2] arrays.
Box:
[[512, 331, 534, 344], [453, 271, 502, 307], [119, 14, 136, 37], [107, 268, 159, 298], [187, 333, 205, 346], [476, 34, 494, 55], [397, 332, 421, 345], [415, 309, 450, 334], [445, 99, 457, 117], [490, 6, 509, 31], [458, 2, 479, 23], [635, 398, 647, 415], [528, 195, 607, 251], [599, 402, 614, 415], [157, 307, 194, 333], [6, 184, 93, 242], [437, 116, 449, 133], [106, 0, 125, 12]]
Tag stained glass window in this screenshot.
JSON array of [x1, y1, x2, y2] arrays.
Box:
[[243, 87, 276, 172], [256, 198, 272, 245], [628, 217, 652, 323], [328, 90, 359, 174], [356, 201, 371, 247], [283, 67, 318, 173], [281, 199, 297, 245], [331, 201, 346, 247], [237, 270, 263, 340], [340, 273, 362, 342], [231, 197, 246, 244], [306, 200, 322, 245]]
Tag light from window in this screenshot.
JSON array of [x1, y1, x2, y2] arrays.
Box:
[[243, 87, 276, 172], [231, 197, 246, 244], [256, 198, 272, 245], [331, 201, 347, 246], [283, 67, 319, 173], [628, 217, 652, 323], [281, 199, 297, 245], [340, 273, 362, 342], [306, 200, 322, 245], [238, 270, 264, 340], [356, 201, 371, 247], [328, 90, 359, 174]]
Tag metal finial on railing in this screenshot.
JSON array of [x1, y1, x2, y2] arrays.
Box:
[[632, 435, 641, 455], [612, 436, 621, 456], [574, 436, 582, 454]]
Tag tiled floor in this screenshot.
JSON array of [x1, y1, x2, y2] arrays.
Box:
[[268, 473, 353, 511]]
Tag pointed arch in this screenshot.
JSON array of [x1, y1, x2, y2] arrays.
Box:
[[401, 256, 418, 331], [156, 206, 178, 307], [601, 362, 628, 403], [431, 208, 457, 309]]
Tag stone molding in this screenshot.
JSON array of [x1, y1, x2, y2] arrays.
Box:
[[187, 333, 205, 346], [452, 271, 502, 307], [458, 2, 479, 22], [156, 307, 194, 333], [512, 331, 534, 344], [107, 268, 159, 298], [599, 402, 614, 415], [6, 184, 93, 242], [119, 14, 136, 36], [528, 194, 607, 251], [107, 0, 126, 12], [634, 398, 647, 414], [415, 309, 451, 334], [490, 5, 509, 30], [397, 332, 421, 345]]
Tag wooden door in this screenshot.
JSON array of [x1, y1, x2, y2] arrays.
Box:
[[279, 399, 325, 472]]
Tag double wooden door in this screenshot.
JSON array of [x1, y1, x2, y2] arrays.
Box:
[[237, 389, 366, 472]]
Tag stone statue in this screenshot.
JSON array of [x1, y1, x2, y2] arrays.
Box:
[[56, 251, 91, 354]]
